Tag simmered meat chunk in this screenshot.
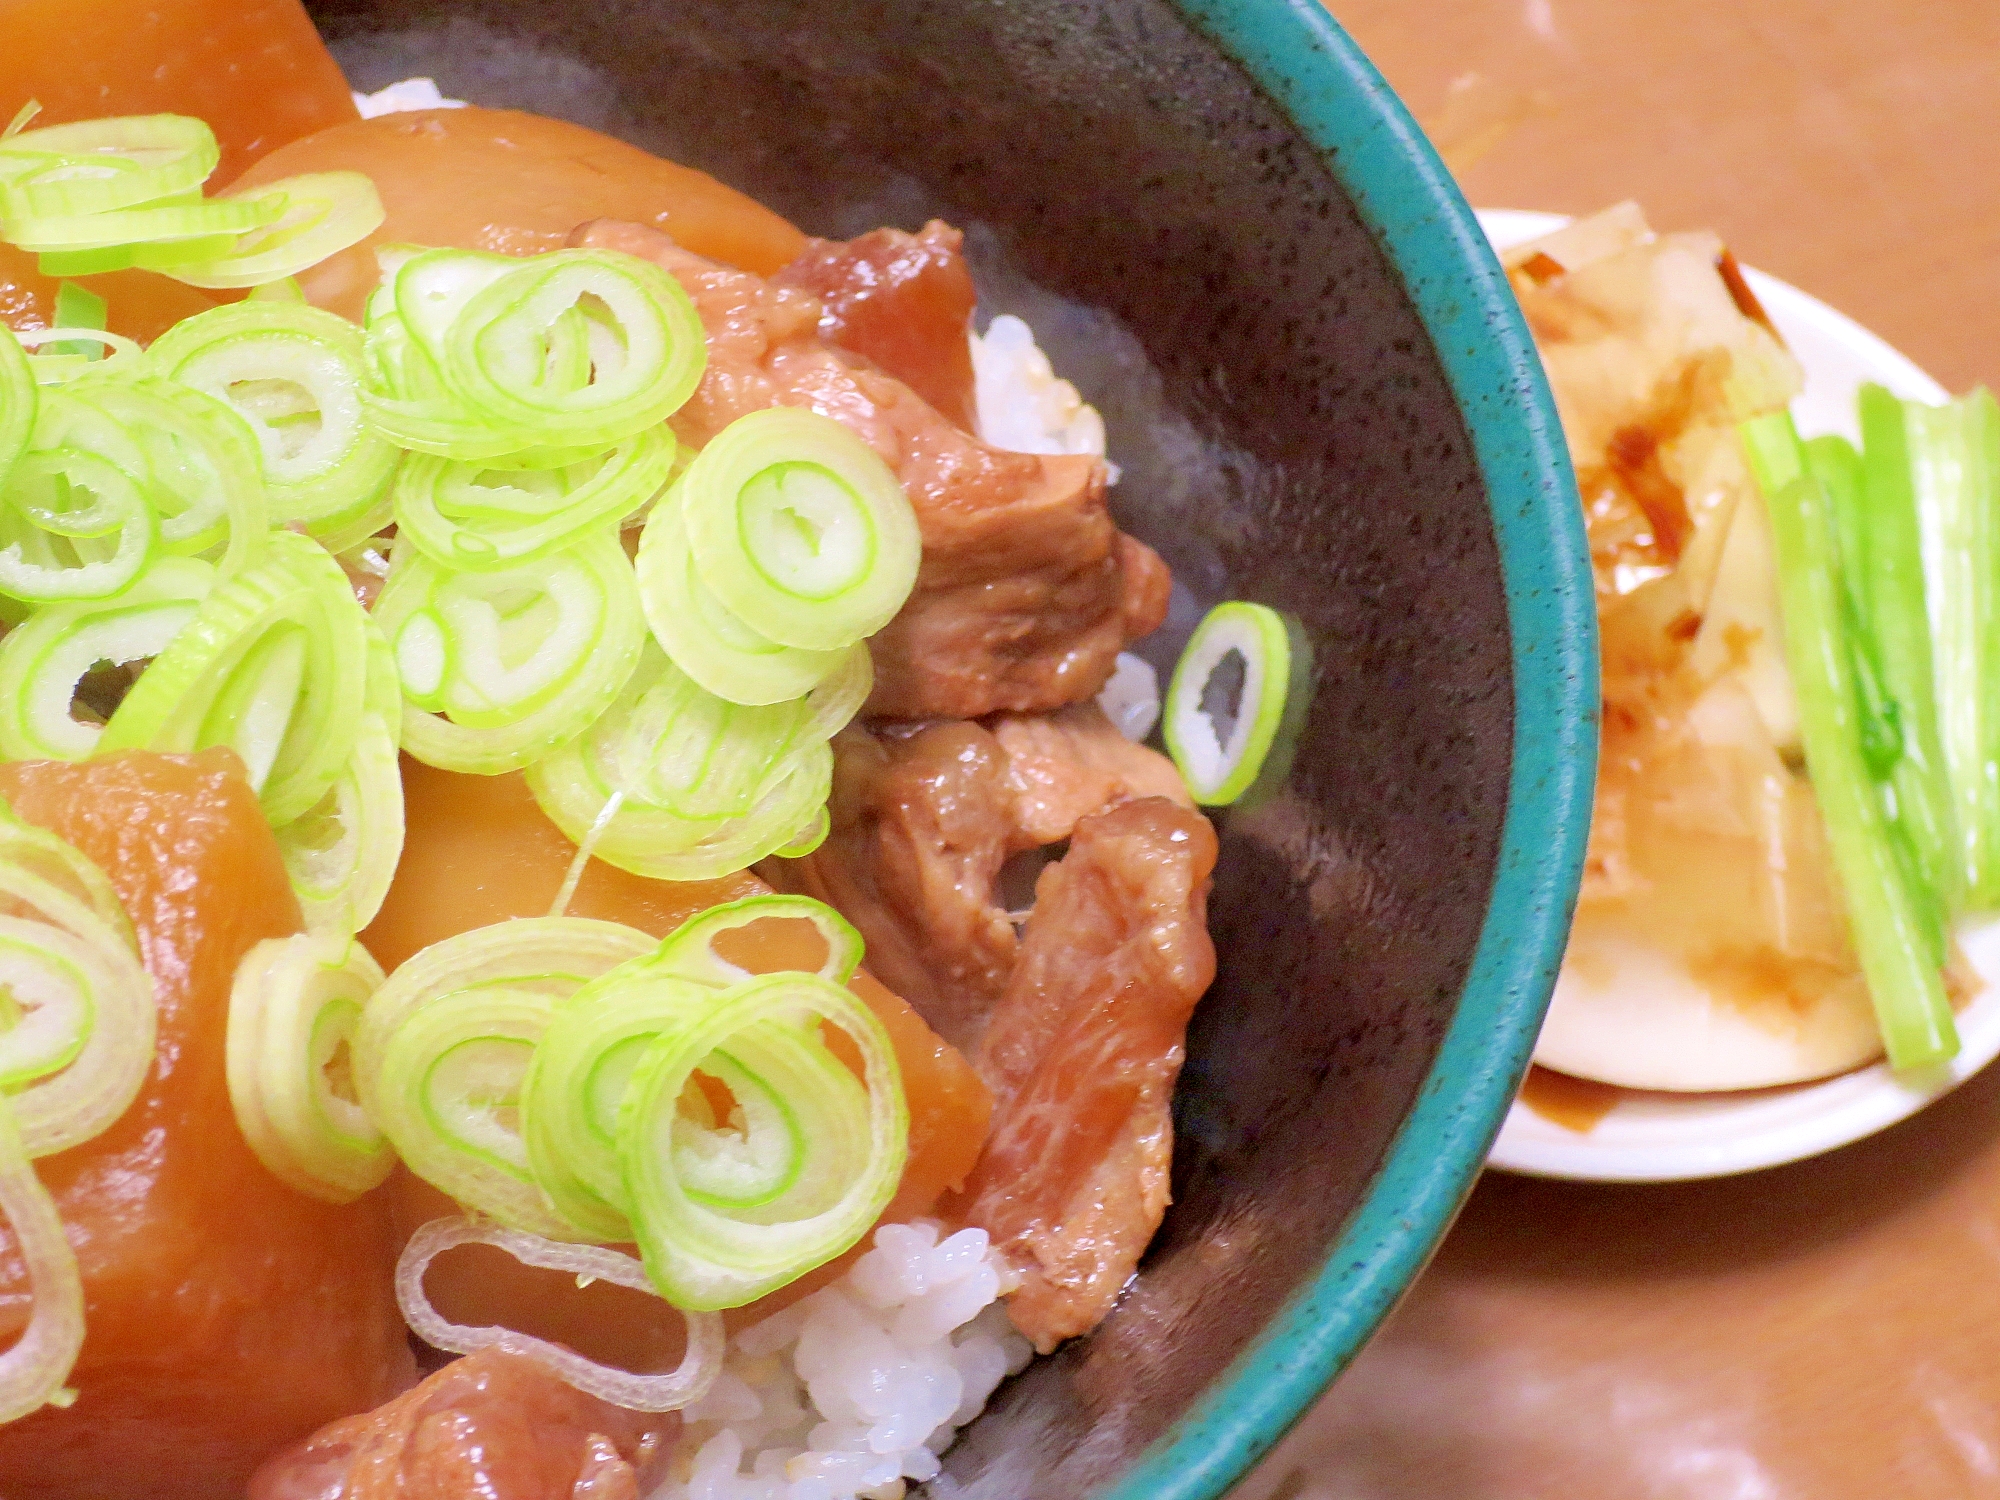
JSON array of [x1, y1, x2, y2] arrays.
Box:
[[248, 1350, 672, 1500], [773, 220, 980, 431], [570, 219, 1169, 719], [950, 799, 1217, 1352], [764, 705, 1189, 1049]]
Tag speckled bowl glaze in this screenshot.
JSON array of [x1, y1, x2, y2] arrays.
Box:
[[310, 0, 1596, 1493]]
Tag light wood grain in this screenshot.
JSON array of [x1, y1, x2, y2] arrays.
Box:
[[1239, 5, 2000, 1496]]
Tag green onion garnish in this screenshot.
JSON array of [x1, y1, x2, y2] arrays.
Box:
[[1743, 410, 1958, 1070], [149, 301, 400, 548], [0, 1097, 83, 1422], [1164, 600, 1311, 806], [378, 527, 646, 776], [226, 931, 394, 1203], [45, 283, 105, 364]]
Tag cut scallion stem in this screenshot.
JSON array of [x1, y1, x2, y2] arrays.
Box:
[[0, 1099, 84, 1422], [1743, 410, 1957, 1070], [226, 932, 393, 1202], [1164, 601, 1310, 806], [46, 284, 105, 363]]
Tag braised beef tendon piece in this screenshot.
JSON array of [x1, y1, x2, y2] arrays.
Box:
[[949, 799, 1218, 1352], [569, 219, 1169, 719], [248, 1350, 673, 1500], [772, 220, 981, 431], [764, 704, 1193, 1050]]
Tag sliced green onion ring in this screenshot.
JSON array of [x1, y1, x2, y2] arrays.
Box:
[[378, 528, 646, 775], [616, 970, 907, 1310], [148, 301, 398, 543], [0, 326, 35, 475], [356, 918, 657, 1235], [226, 932, 393, 1202], [676, 408, 921, 652], [0, 556, 214, 760], [0, 385, 159, 602], [1164, 601, 1311, 807], [395, 1216, 723, 1411], [0, 114, 218, 223], [366, 247, 706, 459], [0, 808, 155, 1160], [525, 648, 834, 882], [275, 707, 404, 936], [394, 426, 678, 570], [0, 1100, 85, 1423], [15, 327, 145, 384], [636, 486, 851, 705], [158, 172, 385, 290], [652, 894, 865, 989], [46, 283, 106, 363], [98, 529, 368, 825]]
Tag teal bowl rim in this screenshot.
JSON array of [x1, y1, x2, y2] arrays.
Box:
[[1096, 3, 1597, 1498]]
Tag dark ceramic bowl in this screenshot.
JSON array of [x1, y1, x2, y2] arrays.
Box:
[[312, 1, 1596, 1494]]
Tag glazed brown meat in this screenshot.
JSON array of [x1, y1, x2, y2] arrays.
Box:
[[949, 799, 1218, 1352], [248, 1350, 673, 1500], [764, 703, 1190, 1049], [570, 218, 1169, 719], [772, 220, 980, 431]]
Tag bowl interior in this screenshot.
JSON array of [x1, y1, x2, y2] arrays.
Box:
[[310, 0, 1562, 1493]]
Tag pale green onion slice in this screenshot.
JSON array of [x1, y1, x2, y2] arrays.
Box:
[[525, 650, 834, 882], [355, 917, 657, 1234], [0, 556, 214, 760], [45, 283, 105, 363], [1164, 601, 1310, 806], [676, 408, 921, 652], [226, 932, 393, 1202], [11, 193, 281, 273], [274, 707, 404, 936], [148, 301, 399, 542], [373, 984, 567, 1234], [378, 529, 646, 775], [0, 326, 35, 477], [0, 1100, 85, 1422], [0, 113, 218, 222], [0, 385, 159, 602], [636, 486, 851, 705], [16, 326, 145, 385], [395, 1217, 723, 1411], [61, 370, 268, 572], [0, 809, 154, 1160], [366, 247, 706, 459], [159, 172, 385, 290], [651, 894, 865, 990], [98, 529, 369, 825], [617, 970, 907, 1310], [394, 426, 679, 570], [521, 968, 714, 1241]]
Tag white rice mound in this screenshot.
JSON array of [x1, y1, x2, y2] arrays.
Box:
[[351, 77, 468, 118], [970, 313, 1109, 464], [653, 1222, 1034, 1500]]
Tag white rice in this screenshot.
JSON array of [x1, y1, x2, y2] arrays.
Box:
[[970, 313, 1110, 467], [351, 77, 467, 118], [652, 1222, 1034, 1500]]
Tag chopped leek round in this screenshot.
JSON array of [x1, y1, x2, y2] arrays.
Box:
[[159, 172, 385, 290], [0, 114, 218, 223], [616, 970, 908, 1310], [0, 556, 213, 760], [396, 1216, 723, 1412], [1164, 601, 1309, 806], [394, 426, 678, 570], [0, 808, 155, 1159], [377, 528, 646, 774], [365, 246, 707, 460], [675, 408, 921, 652], [0, 385, 159, 602], [10, 193, 281, 271], [0, 1100, 84, 1423], [650, 894, 864, 990], [97, 529, 369, 825], [60, 371, 268, 572], [525, 646, 834, 881], [0, 326, 35, 477], [355, 917, 657, 1234], [148, 301, 398, 544], [636, 486, 853, 704], [274, 707, 404, 936], [226, 932, 393, 1202]]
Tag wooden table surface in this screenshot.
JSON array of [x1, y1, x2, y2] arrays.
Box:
[[1237, 5, 2000, 1497]]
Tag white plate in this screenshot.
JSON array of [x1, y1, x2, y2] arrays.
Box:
[[1477, 209, 2000, 1183]]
